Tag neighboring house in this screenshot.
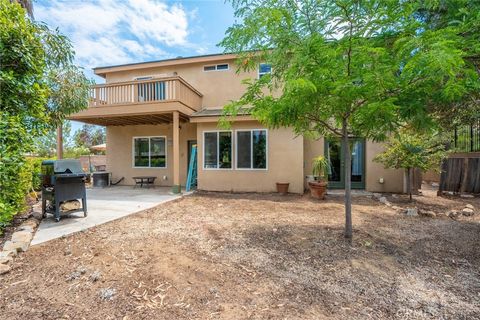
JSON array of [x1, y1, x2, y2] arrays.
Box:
[[69, 53, 405, 194]]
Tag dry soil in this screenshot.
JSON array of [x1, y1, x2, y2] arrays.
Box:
[[0, 190, 479, 319]]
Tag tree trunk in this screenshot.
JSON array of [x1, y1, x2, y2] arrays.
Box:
[[342, 121, 352, 239], [56, 124, 63, 159], [406, 167, 412, 202]]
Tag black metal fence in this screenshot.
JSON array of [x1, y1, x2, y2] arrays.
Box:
[[454, 120, 480, 152]]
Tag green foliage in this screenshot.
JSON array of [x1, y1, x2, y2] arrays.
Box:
[[28, 157, 50, 191], [64, 146, 91, 159], [0, 0, 90, 232], [0, 156, 34, 232], [374, 130, 449, 172], [220, 0, 477, 138], [220, 0, 479, 237], [374, 129, 449, 200], [311, 156, 329, 180], [73, 124, 106, 149], [411, 0, 480, 128], [35, 122, 104, 159], [34, 121, 72, 157]]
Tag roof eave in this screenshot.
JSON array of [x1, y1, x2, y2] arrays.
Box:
[[93, 52, 240, 77]]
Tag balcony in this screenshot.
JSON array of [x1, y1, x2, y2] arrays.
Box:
[[69, 76, 203, 126]]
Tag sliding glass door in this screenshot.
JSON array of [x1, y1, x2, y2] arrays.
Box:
[[325, 139, 365, 189]]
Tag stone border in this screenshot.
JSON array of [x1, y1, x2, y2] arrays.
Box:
[[371, 193, 476, 218], [0, 203, 42, 275]]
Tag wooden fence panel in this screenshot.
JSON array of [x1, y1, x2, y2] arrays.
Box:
[[439, 157, 480, 194]]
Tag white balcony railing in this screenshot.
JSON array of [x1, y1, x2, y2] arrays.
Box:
[[89, 76, 203, 111]]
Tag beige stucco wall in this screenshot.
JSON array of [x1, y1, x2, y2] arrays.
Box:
[[99, 56, 404, 193], [106, 122, 197, 186], [303, 138, 405, 193], [365, 141, 405, 193], [196, 121, 304, 193], [104, 58, 255, 110], [303, 137, 324, 190], [106, 120, 404, 193]]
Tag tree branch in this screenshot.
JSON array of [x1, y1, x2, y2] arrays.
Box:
[[304, 113, 343, 136]]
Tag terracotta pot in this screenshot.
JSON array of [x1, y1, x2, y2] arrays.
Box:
[[309, 180, 328, 200], [276, 182, 290, 195]]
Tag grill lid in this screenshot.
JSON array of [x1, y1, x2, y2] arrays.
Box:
[[53, 159, 85, 174]]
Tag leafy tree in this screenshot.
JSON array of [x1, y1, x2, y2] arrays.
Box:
[[413, 0, 480, 128], [10, 0, 32, 17], [220, 0, 478, 238], [73, 124, 106, 149], [64, 146, 91, 159], [374, 130, 449, 201], [34, 122, 72, 157], [0, 0, 90, 228]]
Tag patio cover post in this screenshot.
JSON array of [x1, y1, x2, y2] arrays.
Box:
[[56, 125, 63, 159], [172, 111, 181, 193]]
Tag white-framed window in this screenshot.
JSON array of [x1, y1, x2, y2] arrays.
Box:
[[133, 136, 167, 168], [203, 131, 232, 169], [236, 129, 268, 170], [258, 63, 272, 78], [203, 63, 230, 72]]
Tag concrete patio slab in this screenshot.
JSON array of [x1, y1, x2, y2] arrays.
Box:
[[32, 186, 181, 245]]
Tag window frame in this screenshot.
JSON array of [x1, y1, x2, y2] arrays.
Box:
[[133, 76, 154, 81], [202, 130, 233, 170], [258, 63, 272, 79], [203, 63, 230, 72], [132, 136, 168, 169], [235, 129, 268, 171]]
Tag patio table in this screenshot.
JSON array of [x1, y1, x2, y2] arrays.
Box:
[[132, 176, 157, 188]]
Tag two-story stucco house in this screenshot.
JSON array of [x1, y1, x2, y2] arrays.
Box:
[[69, 53, 405, 194]]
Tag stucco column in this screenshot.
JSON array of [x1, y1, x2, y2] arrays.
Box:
[[172, 111, 181, 193]]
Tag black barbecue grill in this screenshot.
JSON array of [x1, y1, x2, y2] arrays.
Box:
[[41, 159, 88, 222]]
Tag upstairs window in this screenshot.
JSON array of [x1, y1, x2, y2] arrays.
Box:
[[203, 131, 232, 169], [203, 65, 216, 72], [236, 130, 268, 169], [134, 76, 153, 81], [258, 63, 272, 78], [216, 63, 229, 70], [203, 64, 230, 72]]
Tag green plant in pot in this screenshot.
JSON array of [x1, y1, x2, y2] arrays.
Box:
[[309, 156, 329, 199]]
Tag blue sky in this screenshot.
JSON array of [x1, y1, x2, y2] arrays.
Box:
[[34, 0, 236, 131], [36, 0, 235, 82]]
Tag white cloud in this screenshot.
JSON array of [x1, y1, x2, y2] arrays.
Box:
[[35, 0, 195, 73], [125, 0, 188, 46]]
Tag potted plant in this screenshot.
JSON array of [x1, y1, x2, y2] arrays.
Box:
[[276, 182, 290, 195], [308, 156, 329, 199]]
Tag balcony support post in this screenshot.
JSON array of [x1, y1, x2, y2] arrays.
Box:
[[56, 124, 63, 159], [172, 111, 181, 194]]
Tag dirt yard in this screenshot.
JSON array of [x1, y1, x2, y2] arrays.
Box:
[[1, 190, 479, 319]]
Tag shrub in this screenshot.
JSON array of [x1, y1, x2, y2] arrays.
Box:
[[0, 1, 89, 234], [64, 146, 91, 159], [0, 156, 34, 234], [28, 157, 50, 191], [0, 157, 47, 234]]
